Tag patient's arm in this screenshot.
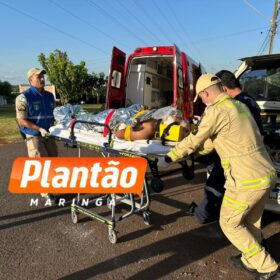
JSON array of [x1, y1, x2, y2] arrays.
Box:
[[114, 129, 125, 139]]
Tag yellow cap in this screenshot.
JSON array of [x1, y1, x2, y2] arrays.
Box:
[[27, 68, 46, 80], [194, 73, 221, 102]]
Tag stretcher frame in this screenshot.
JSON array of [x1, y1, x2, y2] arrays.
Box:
[[51, 119, 194, 243]]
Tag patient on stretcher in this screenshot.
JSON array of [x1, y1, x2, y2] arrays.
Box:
[[114, 119, 158, 141], [53, 104, 189, 142]]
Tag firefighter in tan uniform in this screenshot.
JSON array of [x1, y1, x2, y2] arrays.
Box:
[[159, 74, 279, 280]]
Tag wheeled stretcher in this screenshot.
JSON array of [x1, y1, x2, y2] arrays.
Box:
[[49, 119, 194, 243]]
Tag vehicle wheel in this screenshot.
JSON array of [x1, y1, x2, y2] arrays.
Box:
[[150, 177, 164, 193], [143, 211, 152, 226], [108, 228, 117, 244], [71, 210, 78, 224], [182, 167, 194, 180]]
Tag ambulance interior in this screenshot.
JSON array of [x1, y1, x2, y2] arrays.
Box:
[[125, 56, 174, 109]]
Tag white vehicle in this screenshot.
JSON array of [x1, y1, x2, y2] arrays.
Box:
[[266, 164, 280, 213], [235, 54, 280, 214]]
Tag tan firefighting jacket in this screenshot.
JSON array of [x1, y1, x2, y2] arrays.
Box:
[[168, 93, 276, 191]]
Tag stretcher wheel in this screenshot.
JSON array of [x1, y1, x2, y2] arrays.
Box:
[[150, 177, 164, 193], [107, 197, 112, 209], [71, 210, 79, 224], [182, 167, 194, 180], [108, 228, 117, 244], [143, 212, 152, 226]]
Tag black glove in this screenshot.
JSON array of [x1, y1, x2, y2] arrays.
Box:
[[165, 155, 172, 163]]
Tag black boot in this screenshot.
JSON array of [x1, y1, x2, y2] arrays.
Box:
[[185, 201, 197, 216], [255, 268, 280, 280], [229, 255, 257, 275]]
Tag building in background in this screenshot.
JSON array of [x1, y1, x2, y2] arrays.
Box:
[[0, 95, 7, 106]]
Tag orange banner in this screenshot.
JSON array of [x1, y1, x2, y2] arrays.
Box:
[[9, 157, 147, 196]]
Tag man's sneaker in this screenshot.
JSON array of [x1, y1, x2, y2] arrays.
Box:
[[185, 202, 197, 216], [229, 255, 257, 274], [255, 268, 280, 280]]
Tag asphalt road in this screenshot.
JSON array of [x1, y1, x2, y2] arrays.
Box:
[[0, 141, 279, 280]]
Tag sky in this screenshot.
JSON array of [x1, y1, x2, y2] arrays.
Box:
[[0, 0, 279, 85]]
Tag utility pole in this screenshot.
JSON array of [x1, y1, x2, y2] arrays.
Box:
[[268, 0, 279, 54]]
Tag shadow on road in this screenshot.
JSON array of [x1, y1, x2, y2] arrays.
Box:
[[0, 203, 67, 222], [58, 177, 229, 280], [0, 207, 70, 231], [59, 222, 229, 280]]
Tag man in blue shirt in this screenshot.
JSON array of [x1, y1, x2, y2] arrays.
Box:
[[216, 70, 263, 134], [16, 68, 57, 156], [16, 68, 58, 200]]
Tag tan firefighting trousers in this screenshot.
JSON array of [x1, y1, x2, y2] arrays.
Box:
[[26, 135, 57, 157], [220, 187, 279, 273]]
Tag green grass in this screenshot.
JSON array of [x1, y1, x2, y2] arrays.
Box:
[[0, 106, 22, 143], [81, 103, 104, 113], [0, 103, 105, 144]]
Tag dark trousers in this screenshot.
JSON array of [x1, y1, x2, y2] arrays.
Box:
[[195, 152, 225, 224]]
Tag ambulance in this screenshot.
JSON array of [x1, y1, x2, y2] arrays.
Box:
[[105, 45, 205, 120]]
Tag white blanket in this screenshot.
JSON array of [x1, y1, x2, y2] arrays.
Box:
[[49, 125, 174, 155]]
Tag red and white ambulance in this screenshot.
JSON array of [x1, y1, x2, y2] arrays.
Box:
[[105, 45, 205, 121]]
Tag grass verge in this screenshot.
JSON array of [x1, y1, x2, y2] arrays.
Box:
[[0, 103, 104, 144]]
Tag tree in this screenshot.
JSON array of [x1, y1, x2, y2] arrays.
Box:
[[38, 50, 89, 104], [0, 80, 12, 97], [82, 72, 98, 102], [91, 72, 107, 104]]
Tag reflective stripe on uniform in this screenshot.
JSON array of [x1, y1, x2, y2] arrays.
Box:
[[198, 149, 212, 155], [216, 95, 230, 106], [224, 101, 233, 108], [243, 242, 262, 259], [205, 185, 223, 197], [221, 160, 229, 169], [241, 171, 276, 189], [223, 195, 248, 211], [217, 95, 250, 116], [27, 116, 54, 120], [169, 148, 181, 160]]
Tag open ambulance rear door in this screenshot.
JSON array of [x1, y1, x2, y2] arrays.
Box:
[[105, 47, 126, 109], [173, 45, 185, 112]]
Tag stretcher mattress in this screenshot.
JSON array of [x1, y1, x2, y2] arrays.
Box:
[[49, 125, 174, 155]]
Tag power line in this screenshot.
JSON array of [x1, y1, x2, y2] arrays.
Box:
[[192, 26, 269, 43], [87, 0, 148, 46], [86, 57, 110, 62], [0, 1, 109, 55], [151, 0, 186, 45], [47, 0, 130, 50], [243, 1, 278, 54], [257, 29, 270, 55], [132, 0, 173, 44], [115, 0, 165, 44], [242, 0, 270, 23], [260, 38, 270, 55], [165, 0, 209, 67]]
